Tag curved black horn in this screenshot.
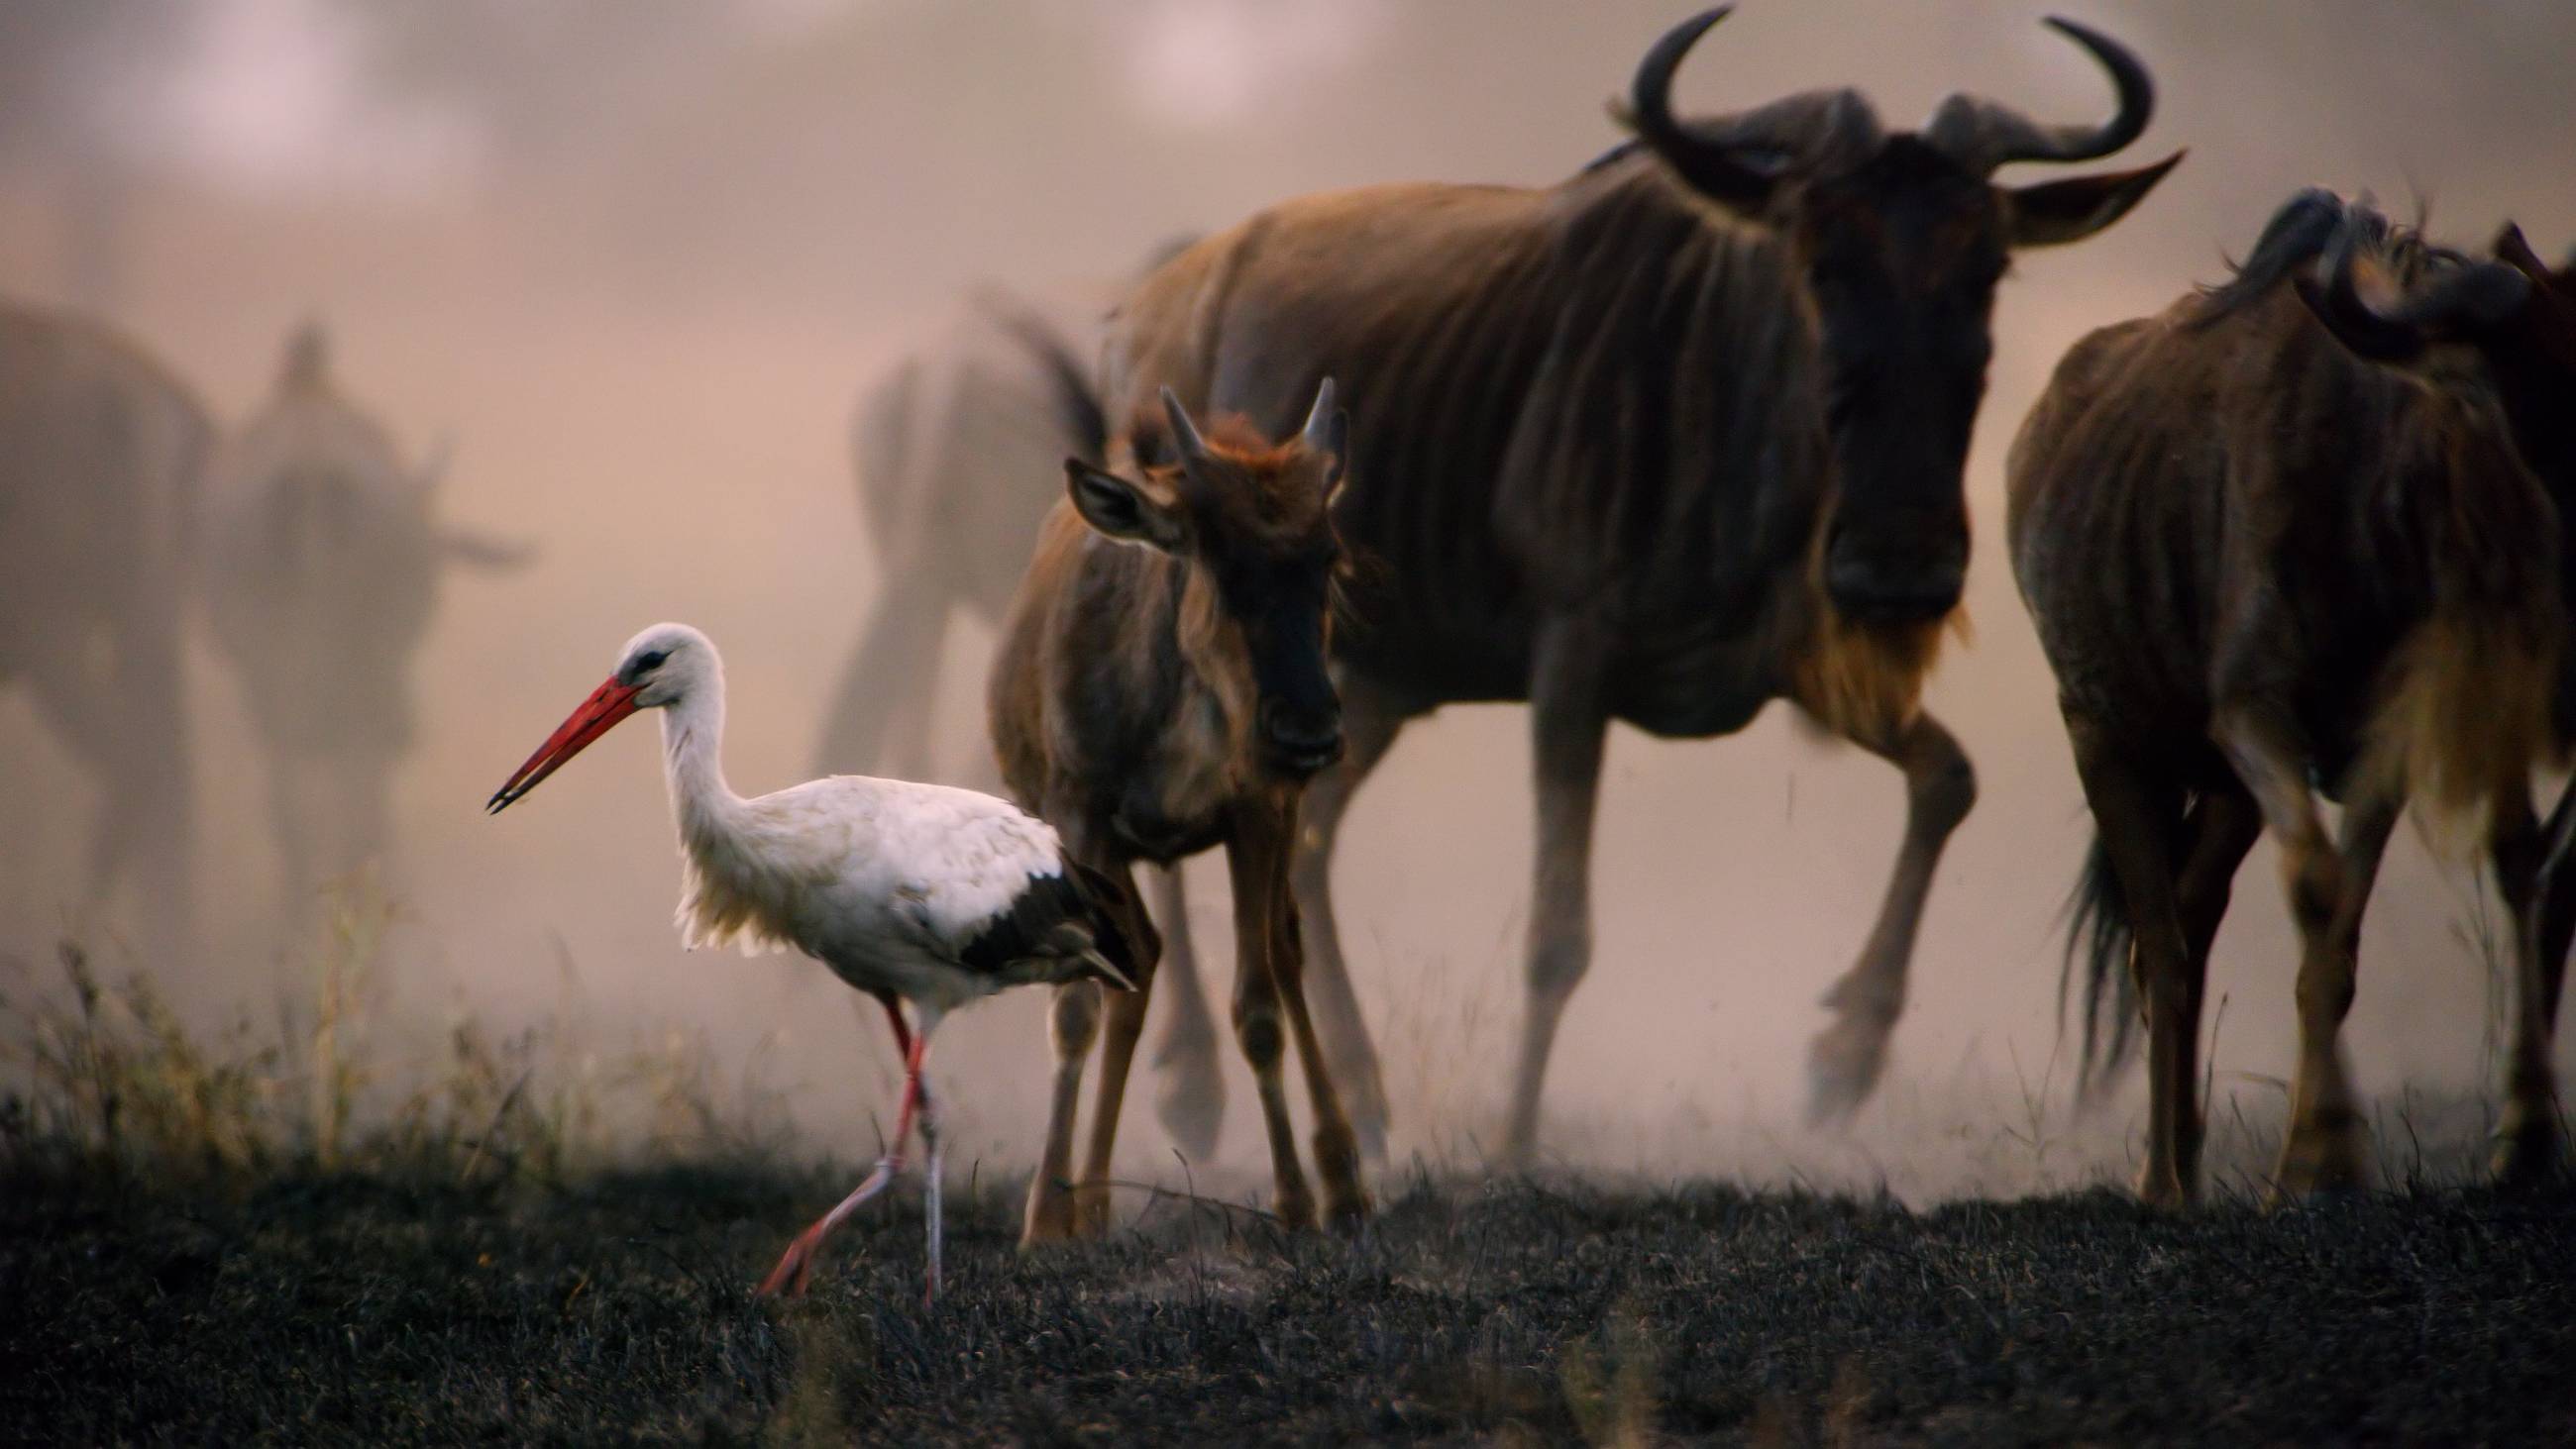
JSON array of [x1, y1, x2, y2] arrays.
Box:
[[1921, 16, 2153, 175], [1617, 7, 1785, 211], [1159, 385, 1210, 463]]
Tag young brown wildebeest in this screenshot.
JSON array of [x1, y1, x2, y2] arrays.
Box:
[[1113, 7, 2181, 1164], [993, 379, 1363, 1242], [2010, 189, 2576, 1205]]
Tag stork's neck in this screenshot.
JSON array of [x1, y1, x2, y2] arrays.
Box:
[[658, 682, 741, 845]]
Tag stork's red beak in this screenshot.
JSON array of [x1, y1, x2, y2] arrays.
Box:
[[485, 675, 641, 814]]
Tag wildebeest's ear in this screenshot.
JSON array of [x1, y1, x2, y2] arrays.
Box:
[[2003, 150, 2183, 248], [1064, 459, 1185, 553], [442, 528, 536, 571]]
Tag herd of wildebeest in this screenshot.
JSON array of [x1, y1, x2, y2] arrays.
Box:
[[6, 10, 2572, 1230]]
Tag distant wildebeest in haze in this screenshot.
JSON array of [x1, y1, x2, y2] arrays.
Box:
[[2011, 190, 2576, 1205], [995, 380, 1364, 1243], [814, 243, 1197, 786], [201, 324, 530, 907], [1116, 7, 2180, 1162], [0, 302, 211, 951], [813, 247, 1235, 1162]]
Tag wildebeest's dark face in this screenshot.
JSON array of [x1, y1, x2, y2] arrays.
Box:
[[1790, 141, 2006, 622], [1621, 7, 2180, 624], [1066, 381, 1349, 781]]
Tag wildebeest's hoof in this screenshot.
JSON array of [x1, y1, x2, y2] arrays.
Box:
[[2132, 1160, 2196, 1210], [2490, 1118, 2565, 1192], [2271, 1119, 2366, 1203], [1805, 1008, 1894, 1127]]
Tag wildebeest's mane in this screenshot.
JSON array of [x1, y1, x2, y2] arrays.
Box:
[[2193, 189, 2466, 328]]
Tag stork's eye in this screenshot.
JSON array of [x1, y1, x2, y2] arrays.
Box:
[[634, 650, 669, 673]]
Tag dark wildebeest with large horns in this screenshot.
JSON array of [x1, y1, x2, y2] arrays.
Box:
[[0, 302, 211, 954], [2011, 190, 2576, 1206], [201, 324, 530, 908], [1117, 7, 2180, 1163], [995, 380, 1362, 1243]]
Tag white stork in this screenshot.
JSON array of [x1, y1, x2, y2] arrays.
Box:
[[485, 622, 1135, 1300]]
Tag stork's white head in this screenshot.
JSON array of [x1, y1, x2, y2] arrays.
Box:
[[613, 622, 719, 709], [486, 621, 721, 813]]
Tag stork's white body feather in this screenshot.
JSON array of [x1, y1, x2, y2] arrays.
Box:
[[641, 630, 1081, 1013]]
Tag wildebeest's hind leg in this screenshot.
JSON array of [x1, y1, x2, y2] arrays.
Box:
[[1144, 862, 1228, 1164], [2214, 702, 2388, 1199], [2489, 786, 2564, 1188], [810, 569, 948, 780], [1284, 677, 1410, 1163], [1501, 624, 1609, 1168], [1805, 709, 1977, 1124], [2066, 711, 2201, 1206]]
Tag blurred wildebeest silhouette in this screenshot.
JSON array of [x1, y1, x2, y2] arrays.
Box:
[[200, 324, 530, 908], [814, 243, 1196, 786], [815, 244, 1236, 1160], [1116, 8, 2180, 1162], [2012, 190, 2576, 1204], [996, 381, 1363, 1243], [0, 302, 212, 951]]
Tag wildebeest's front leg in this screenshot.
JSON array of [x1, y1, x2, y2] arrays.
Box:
[[1286, 674, 1411, 1163], [1071, 864, 1170, 1236], [1805, 709, 1977, 1123], [2065, 709, 2200, 1206], [1021, 854, 1158, 1247], [1225, 798, 1319, 1225], [2491, 786, 2563, 1188], [1502, 621, 1609, 1167], [1143, 862, 1228, 1164]]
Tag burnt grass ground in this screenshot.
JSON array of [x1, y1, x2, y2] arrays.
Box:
[[5, 1159, 2573, 1446]]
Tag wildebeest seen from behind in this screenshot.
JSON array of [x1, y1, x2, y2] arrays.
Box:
[[201, 324, 531, 909], [811, 245, 1234, 1162], [0, 302, 211, 953], [1120, 7, 2179, 1161], [994, 380, 1363, 1244], [2010, 189, 2576, 1205]]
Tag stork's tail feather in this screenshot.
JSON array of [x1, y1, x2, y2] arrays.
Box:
[[1061, 858, 1140, 990]]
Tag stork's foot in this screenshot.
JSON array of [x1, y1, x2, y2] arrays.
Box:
[[2271, 1108, 2366, 1203], [758, 1225, 828, 1298], [1152, 1031, 1228, 1166], [1805, 1003, 1897, 1128]]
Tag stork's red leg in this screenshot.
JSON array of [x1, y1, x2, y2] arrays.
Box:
[[756, 1001, 931, 1297]]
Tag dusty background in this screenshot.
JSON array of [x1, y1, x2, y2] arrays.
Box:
[[5, 0, 2573, 1197]]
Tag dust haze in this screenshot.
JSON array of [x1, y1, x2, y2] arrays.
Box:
[[6, 0, 2572, 1199]]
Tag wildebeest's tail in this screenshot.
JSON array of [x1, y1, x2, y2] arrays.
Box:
[[988, 303, 1108, 466], [2063, 831, 2137, 1100]]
